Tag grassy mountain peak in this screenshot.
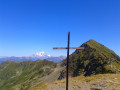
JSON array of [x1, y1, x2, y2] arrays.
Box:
[[62, 39, 120, 76]]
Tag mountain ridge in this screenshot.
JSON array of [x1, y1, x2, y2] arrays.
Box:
[[0, 59, 62, 90]]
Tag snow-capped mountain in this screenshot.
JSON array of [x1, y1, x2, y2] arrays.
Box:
[[33, 52, 51, 58], [32, 52, 66, 62]]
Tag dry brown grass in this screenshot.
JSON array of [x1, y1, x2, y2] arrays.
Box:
[[30, 74, 120, 90]]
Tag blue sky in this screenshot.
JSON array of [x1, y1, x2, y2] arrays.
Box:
[[0, 0, 120, 57]]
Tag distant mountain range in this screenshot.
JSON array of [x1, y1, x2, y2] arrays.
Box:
[[0, 52, 66, 63]]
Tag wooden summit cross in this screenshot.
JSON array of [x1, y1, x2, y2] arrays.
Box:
[[53, 32, 84, 90]]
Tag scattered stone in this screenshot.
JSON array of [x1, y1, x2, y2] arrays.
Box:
[[92, 83, 107, 88], [77, 86, 81, 88], [90, 88, 102, 90], [114, 78, 117, 79]]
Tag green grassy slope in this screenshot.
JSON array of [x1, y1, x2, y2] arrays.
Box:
[[0, 60, 57, 90]]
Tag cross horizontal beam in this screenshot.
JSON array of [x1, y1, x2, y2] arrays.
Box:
[[53, 47, 84, 49]]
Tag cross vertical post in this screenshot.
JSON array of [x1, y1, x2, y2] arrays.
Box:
[[66, 32, 70, 90], [53, 32, 84, 90]]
